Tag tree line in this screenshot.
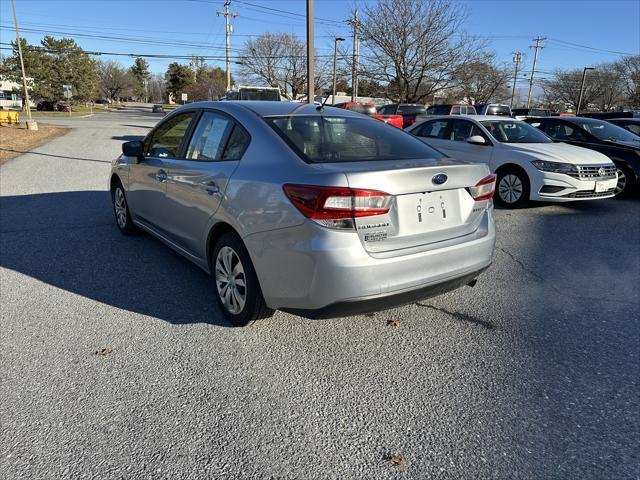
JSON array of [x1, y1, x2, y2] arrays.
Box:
[[1, 0, 638, 110]]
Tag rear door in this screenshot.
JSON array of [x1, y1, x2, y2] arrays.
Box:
[[162, 110, 249, 258], [128, 111, 196, 231]]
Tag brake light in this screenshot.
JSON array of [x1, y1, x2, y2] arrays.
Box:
[[468, 174, 496, 201], [283, 184, 391, 229]]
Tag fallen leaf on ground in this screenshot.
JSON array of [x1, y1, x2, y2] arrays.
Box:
[[388, 454, 406, 466], [387, 319, 400, 327], [95, 348, 112, 356]]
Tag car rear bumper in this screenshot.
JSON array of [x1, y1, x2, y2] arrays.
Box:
[[244, 209, 495, 316]]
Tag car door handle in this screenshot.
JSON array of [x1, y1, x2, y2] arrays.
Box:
[[205, 182, 220, 195], [155, 169, 167, 182]]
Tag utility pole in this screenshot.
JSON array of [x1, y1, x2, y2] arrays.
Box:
[[510, 51, 523, 109], [217, 0, 237, 93], [306, 0, 314, 104], [526, 36, 546, 108], [332, 37, 345, 105], [576, 67, 594, 115], [10, 0, 36, 130], [348, 10, 360, 102]]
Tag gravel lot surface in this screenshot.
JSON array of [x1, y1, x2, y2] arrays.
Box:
[[1, 105, 638, 479]]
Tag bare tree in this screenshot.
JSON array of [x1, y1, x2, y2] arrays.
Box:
[[356, 0, 483, 103], [615, 55, 640, 108], [96, 60, 133, 100], [450, 53, 510, 104]]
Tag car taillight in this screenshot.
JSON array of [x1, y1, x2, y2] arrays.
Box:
[[283, 184, 392, 229], [468, 174, 496, 201]]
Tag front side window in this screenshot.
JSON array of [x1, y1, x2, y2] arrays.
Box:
[[146, 112, 195, 158], [543, 122, 588, 142], [267, 115, 443, 163], [186, 111, 235, 161], [378, 105, 394, 115], [450, 120, 487, 142], [426, 105, 450, 115], [415, 119, 450, 139], [481, 120, 552, 143], [451, 106, 461, 115]]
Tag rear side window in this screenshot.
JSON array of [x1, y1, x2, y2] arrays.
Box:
[[426, 105, 451, 115], [267, 115, 443, 163], [146, 112, 195, 158], [465, 106, 478, 115], [378, 105, 394, 114], [222, 125, 250, 160]]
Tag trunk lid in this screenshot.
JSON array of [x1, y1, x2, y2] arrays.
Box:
[[313, 159, 492, 253]]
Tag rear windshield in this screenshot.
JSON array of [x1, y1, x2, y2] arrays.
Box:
[[487, 105, 511, 116], [347, 104, 377, 116], [398, 105, 426, 115], [266, 115, 444, 163], [481, 120, 552, 143], [426, 105, 450, 115]]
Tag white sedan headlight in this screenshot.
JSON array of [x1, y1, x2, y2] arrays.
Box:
[[531, 160, 577, 175]]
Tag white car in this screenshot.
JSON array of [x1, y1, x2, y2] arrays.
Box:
[[406, 115, 617, 207]]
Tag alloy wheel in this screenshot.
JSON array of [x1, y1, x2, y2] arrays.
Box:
[[114, 187, 127, 229], [614, 168, 627, 196], [215, 246, 247, 315], [498, 174, 523, 204]]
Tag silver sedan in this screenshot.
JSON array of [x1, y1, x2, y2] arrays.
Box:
[[110, 101, 496, 326]]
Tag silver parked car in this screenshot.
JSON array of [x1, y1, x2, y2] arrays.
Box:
[[110, 102, 496, 326]]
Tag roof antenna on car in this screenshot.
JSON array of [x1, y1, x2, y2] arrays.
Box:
[[316, 94, 331, 112]]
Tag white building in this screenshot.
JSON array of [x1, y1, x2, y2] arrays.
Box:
[[0, 77, 33, 109]]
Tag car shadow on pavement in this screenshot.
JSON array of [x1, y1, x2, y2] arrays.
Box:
[[0, 190, 230, 327], [0, 148, 113, 163]]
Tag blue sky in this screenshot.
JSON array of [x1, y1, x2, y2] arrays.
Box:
[[1, 0, 638, 85]]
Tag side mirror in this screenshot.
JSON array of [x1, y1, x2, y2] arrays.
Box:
[[122, 140, 143, 159], [467, 135, 487, 145]]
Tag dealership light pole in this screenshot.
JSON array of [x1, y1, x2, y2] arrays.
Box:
[[526, 36, 546, 109], [332, 37, 345, 104], [306, 0, 314, 104], [510, 51, 523, 109], [10, 0, 36, 130], [576, 67, 594, 115]]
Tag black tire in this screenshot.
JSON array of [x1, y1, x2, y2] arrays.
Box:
[[613, 163, 635, 198], [111, 180, 138, 235], [211, 232, 274, 327], [495, 167, 530, 208]]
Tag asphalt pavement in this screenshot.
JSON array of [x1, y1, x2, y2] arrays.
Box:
[[1, 104, 638, 479]]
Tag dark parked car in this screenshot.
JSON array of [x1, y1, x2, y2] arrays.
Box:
[[607, 118, 640, 136], [525, 116, 640, 196], [152, 104, 165, 114], [36, 100, 56, 111], [95, 97, 112, 105], [579, 111, 639, 120], [425, 104, 477, 116], [377, 103, 427, 128], [512, 108, 553, 119]]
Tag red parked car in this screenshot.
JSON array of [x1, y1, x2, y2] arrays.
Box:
[[377, 103, 427, 128], [332, 102, 404, 128]]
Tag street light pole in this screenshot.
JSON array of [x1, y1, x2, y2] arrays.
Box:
[[576, 67, 594, 115], [306, 0, 314, 104], [10, 0, 36, 130], [332, 37, 345, 105]]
